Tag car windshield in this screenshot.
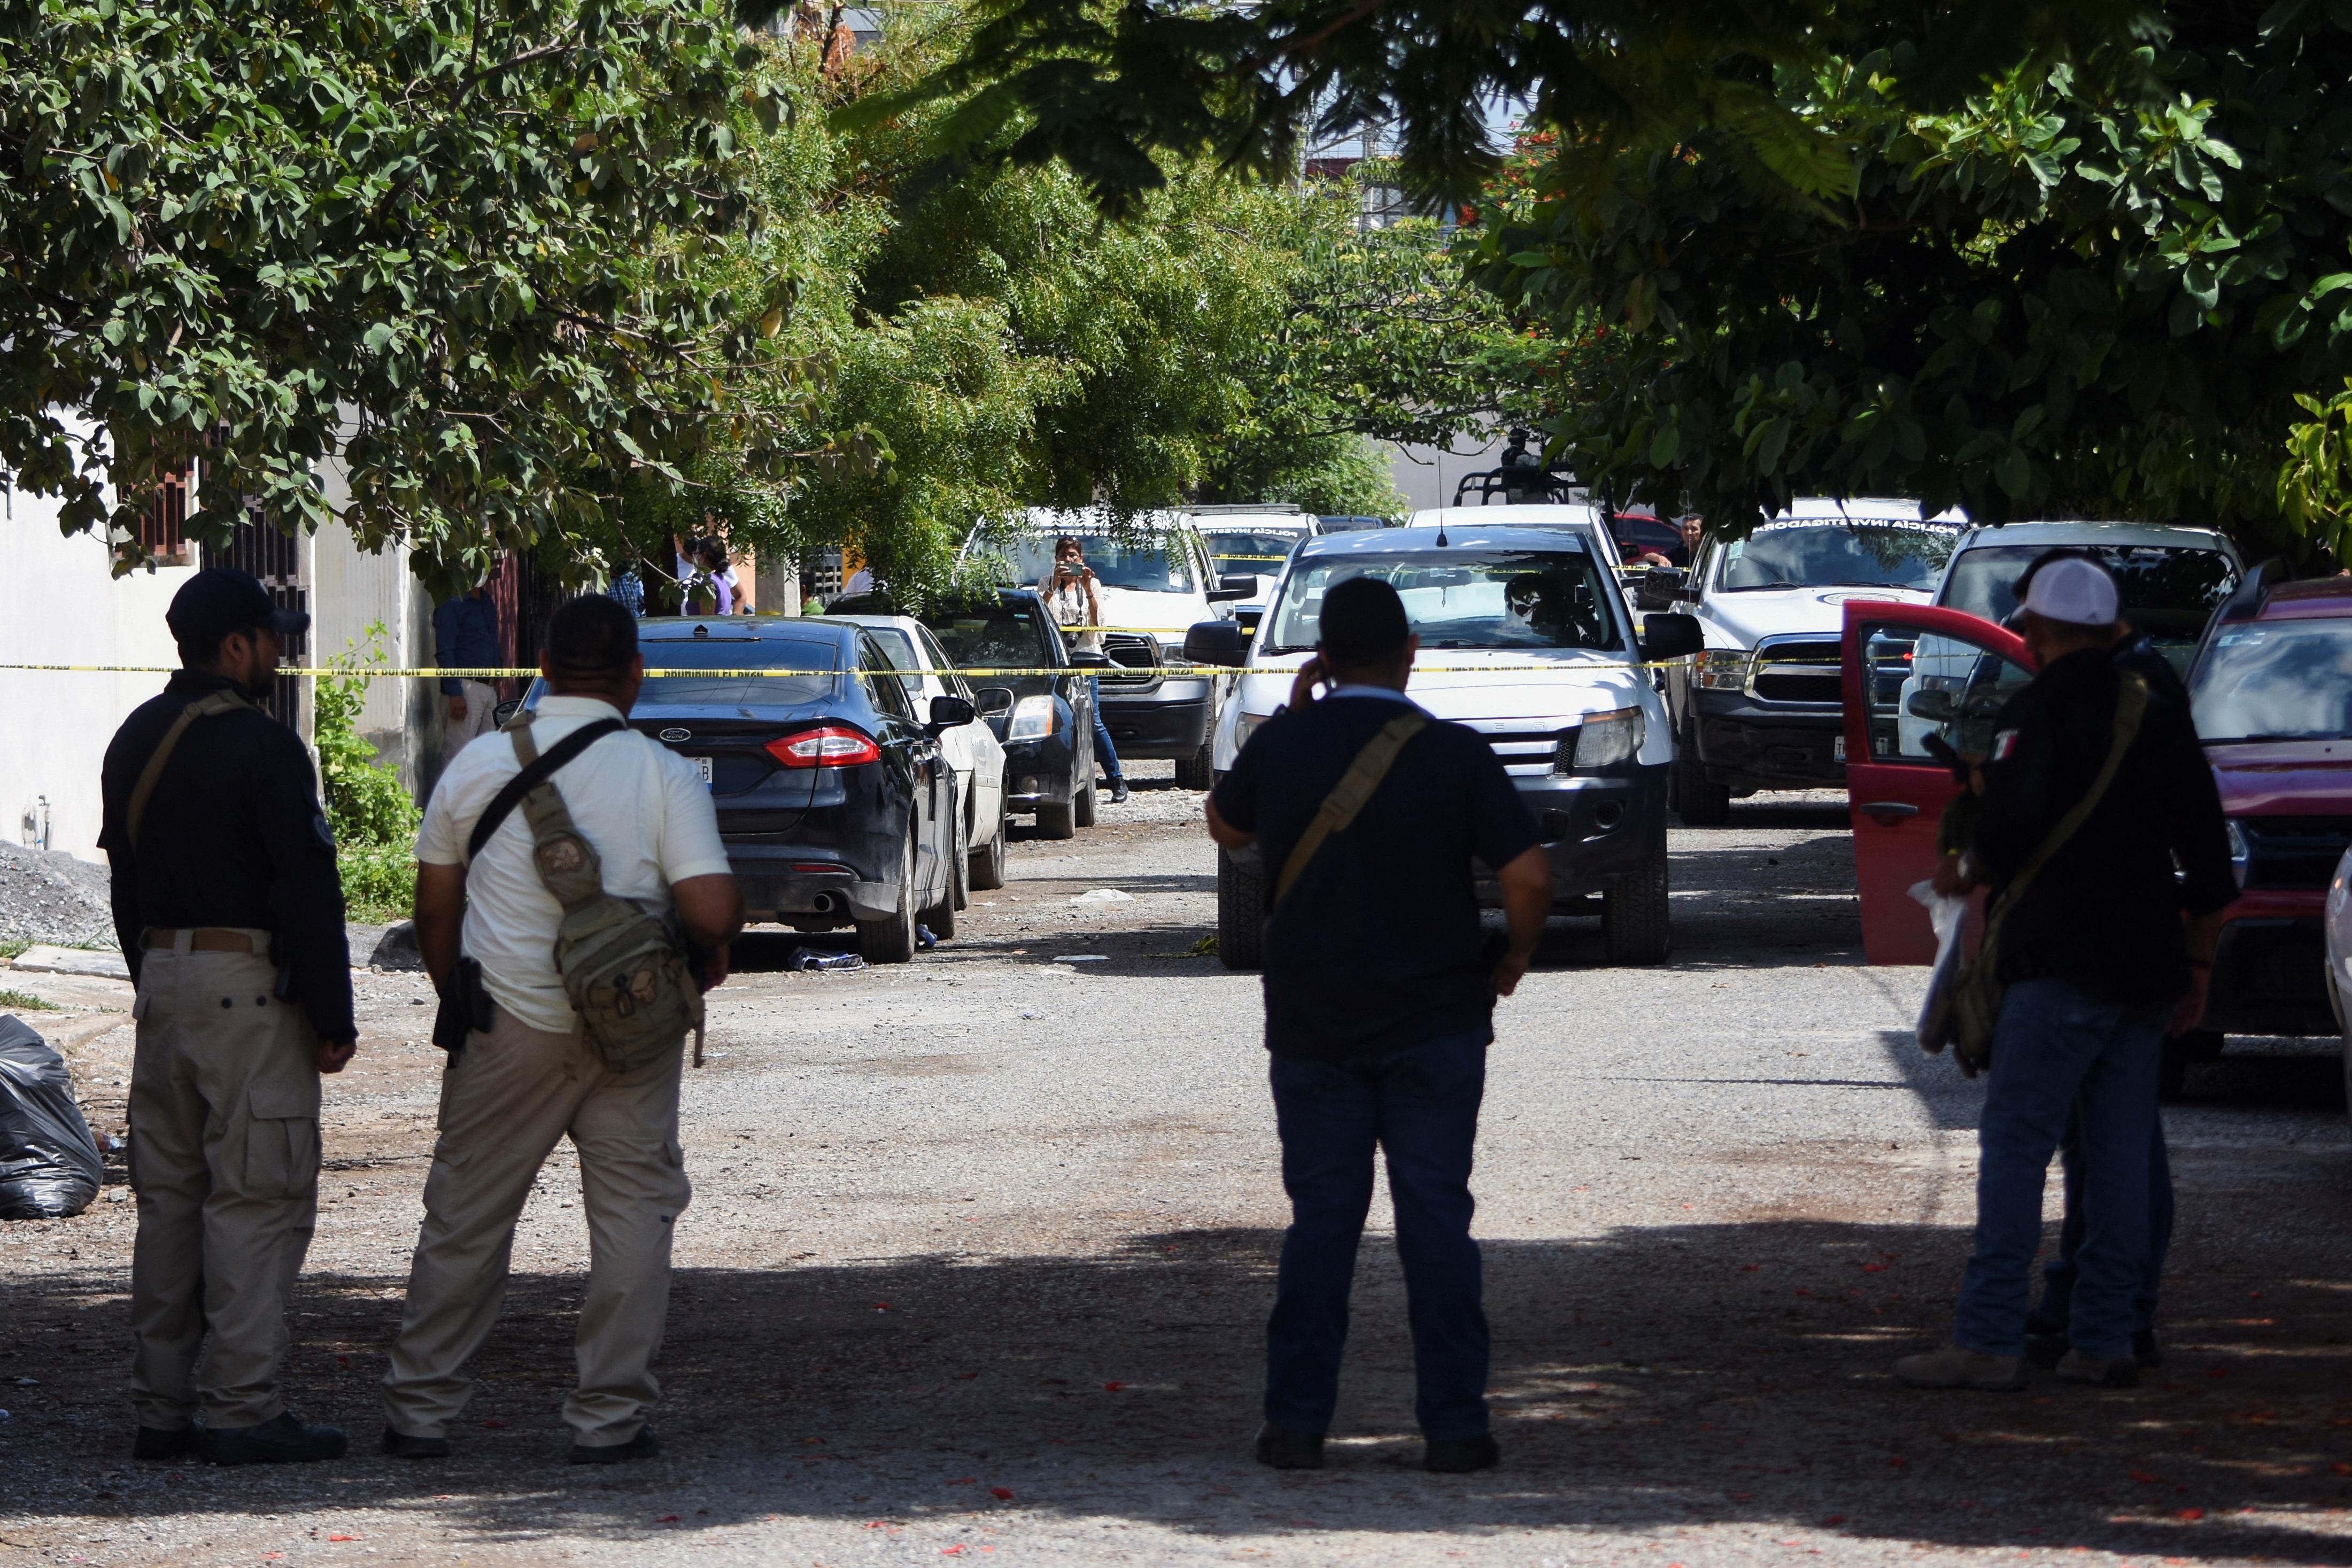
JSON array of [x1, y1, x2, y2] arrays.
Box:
[[1202, 531, 1308, 573], [1002, 535, 1196, 594], [2189, 619, 2352, 743], [863, 626, 928, 701], [1719, 523, 1957, 592], [1265, 550, 1622, 654], [636, 638, 838, 708], [1944, 544, 2238, 637]]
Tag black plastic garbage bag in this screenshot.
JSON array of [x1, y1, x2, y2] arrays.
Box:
[[0, 1015, 103, 1219]]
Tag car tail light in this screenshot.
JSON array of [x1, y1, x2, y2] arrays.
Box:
[[765, 726, 881, 768]]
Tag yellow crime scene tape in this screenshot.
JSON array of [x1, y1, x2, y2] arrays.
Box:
[[1, 655, 1702, 679]]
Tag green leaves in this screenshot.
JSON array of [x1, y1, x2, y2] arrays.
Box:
[[0, 0, 770, 594]]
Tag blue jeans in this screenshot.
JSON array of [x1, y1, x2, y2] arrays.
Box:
[[1086, 675, 1122, 783], [1955, 978, 2167, 1361], [2026, 1109, 2173, 1340], [1264, 1033, 1489, 1442]]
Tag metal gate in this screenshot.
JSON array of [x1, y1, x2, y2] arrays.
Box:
[[201, 514, 307, 731]]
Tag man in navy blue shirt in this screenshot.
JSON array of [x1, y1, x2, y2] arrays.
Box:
[[1206, 576, 1550, 1474], [432, 584, 501, 767]]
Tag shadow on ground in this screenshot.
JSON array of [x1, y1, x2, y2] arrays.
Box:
[[6, 1187, 2350, 1557]]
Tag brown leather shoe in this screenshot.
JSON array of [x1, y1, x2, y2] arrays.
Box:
[[1892, 1343, 2028, 1391]]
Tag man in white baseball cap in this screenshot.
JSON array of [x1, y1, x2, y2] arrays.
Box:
[[1899, 551, 2234, 1394]]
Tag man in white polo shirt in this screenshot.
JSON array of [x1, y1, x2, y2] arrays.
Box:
[[381, 596, 742, 1464]]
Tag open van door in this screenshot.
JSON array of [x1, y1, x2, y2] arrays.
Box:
[[1840, 601, 2035, 964]]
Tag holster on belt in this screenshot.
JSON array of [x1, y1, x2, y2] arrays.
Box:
[[431, 956, 494, 1055]]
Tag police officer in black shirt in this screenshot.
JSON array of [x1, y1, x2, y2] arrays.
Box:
[[1895, 557, 2233, 1394], [99, 568, 357, 1465]]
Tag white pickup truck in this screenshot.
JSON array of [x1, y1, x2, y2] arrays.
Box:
[[1188, 519, 1704, 967]]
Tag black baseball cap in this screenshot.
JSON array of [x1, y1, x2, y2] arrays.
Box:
[[166, 568, 310, 644]]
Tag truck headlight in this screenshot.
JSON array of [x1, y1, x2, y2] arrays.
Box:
[[2226, 818, 2248, 887], [1007, 694, 1058, 741], [1239, 711, 1272, 747], [1696, 650, 1751, 691], [1561, 708, 1645, 771]]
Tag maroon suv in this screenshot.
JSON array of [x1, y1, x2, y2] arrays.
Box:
[[2179, 571, 2352, 1088]]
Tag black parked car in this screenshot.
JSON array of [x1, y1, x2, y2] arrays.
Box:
[[514, 617, 971, 962], [910, 589, 1103, 839]]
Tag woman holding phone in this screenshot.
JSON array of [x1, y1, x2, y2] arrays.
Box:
[[1039, 535, 1128, 805]]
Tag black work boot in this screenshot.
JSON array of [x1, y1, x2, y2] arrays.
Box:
[[1254, 1423, 1324, 1470], [1424, 1433, 1500, 1473], [568, 1425, 659, 1465], [1110, 777, 1130, 804], [382, 1426, 451, 1460], [201, 1412, 349, 1466], [133, 1424, 202, 1461]]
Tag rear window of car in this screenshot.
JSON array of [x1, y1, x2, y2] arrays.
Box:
[[1943, 544, 2238, 632], [922, 603, 1053, 670], [637, 638, 838, 707]]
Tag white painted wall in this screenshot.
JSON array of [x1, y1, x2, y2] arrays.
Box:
[[306, 509, 443, 794], [0, 488, 194, 859]]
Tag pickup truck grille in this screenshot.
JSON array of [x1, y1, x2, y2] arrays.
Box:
[[2239, 815, 2352, 890], [1464, 718, 1569, 778], [1748, 636, 1843, 705], [1098, 633, 1162, 693]]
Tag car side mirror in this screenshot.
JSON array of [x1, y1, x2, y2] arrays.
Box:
[[1633, 566, 1686, 612], [1182, 620, 1249, 667], [1066, 648, 1111, 670], [1218, 573, 1259, 595], [926, 694, 976, 734], [1636, 612, 1705, 663], [492, 697, 524, 729], [973, 686, 1015, 717], [1204, 587, 1250, 603], [1905, 689, 1958, 724]]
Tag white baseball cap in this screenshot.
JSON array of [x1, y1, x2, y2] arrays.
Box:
[[2020, 556, 2119, 626]]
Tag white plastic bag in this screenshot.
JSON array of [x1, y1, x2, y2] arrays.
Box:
[[1909, 879, 1968, 1050]]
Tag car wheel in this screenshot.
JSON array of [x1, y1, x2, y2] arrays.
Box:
[[1073, 775, 1098, 828], [951, 803, 972, 912], [970, 808, 1008, 890], [856, 834, 919, 964], [920, 816, 960, 940], [1601, 826, 1672, 966], [1035, 796, 1076, 840], [1174, 738, 1214, 790], [1673, 716, 1732, 827], [1217, 847, 1264, 972]]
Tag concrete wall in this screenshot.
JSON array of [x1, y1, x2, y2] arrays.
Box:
[[0, 485, 194, 859], [306, 508, 443, 798], [1384, 430, 1508, 514]]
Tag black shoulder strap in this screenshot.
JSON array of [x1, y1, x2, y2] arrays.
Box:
[[465, 719, 628, 863]]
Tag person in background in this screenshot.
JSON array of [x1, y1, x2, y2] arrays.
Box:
[[1665, 516, 1703, 569], [100, 568, 357, 1466], [383, 597, 742, 1465], [802, 592, 826, 616], [1039, 534, 1128, 804], [1205, 576, 1551, 1475], [434, 579, 501, 767], [608, 565, 644, 618], [1897, 557, 2234, 1393]]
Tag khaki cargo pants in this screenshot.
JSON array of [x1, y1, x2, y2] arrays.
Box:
[[381, 1004, 691, 1448], [127, 933, 322, 1431]]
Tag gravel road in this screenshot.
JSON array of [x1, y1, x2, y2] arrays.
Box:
[[2, 764, 2347, 1567]]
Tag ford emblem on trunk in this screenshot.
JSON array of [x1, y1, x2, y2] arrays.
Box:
[[659, 727, 692, 742]]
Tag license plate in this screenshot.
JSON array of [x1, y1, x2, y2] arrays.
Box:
[[693, 755, 713, 786], [1832, 734, 1846, 762]]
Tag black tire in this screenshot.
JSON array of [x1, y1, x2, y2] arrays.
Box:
[[1673, 715, 1732, 827], [857, 834, 919, 964], [1035, 796, 1076, 840], [1174, 739, 1214, 790], [1217, 847, 1264, 972], [920, 815, 960, 940], [1074, 775, 1098, 828], [1602, 827, 1672, 965], [969, 807, 1008, 890]]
